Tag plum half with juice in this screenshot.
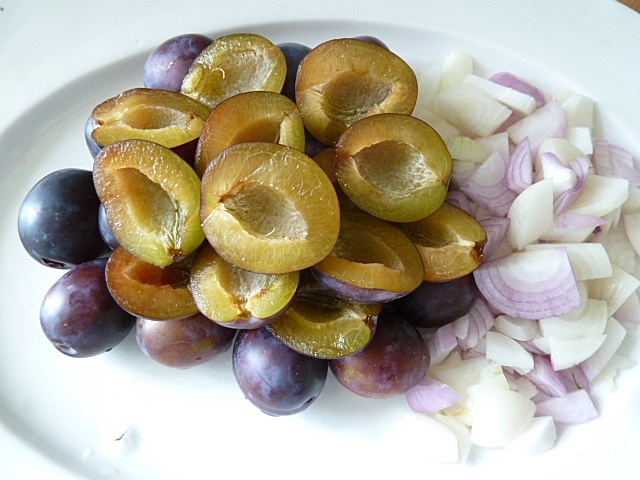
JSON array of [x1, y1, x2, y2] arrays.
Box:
[[40, 258, 136, 357], [18, 168, 109, 268], [233, 326, 328, 416]]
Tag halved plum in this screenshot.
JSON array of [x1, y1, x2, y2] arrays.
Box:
[[181, 33, 286, 109], [194, 91, 305, 177], [335, 113, 452, 223], [105, 245, 198, 320], [295, 37, 418, 145], [397, 201, 487, 282], [190, 243, 299, 329], [90, 88, 211, 163], [200, 142, 340, 274], [266, 281, 380, 359], [93, 139, 205, 267], [311, 211, 424, 303]]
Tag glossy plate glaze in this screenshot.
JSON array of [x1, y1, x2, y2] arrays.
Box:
[[1, 1, 639, 478]]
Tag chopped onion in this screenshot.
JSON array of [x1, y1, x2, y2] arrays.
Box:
[[434, 83, 512, 138], [525, 242, 612, 281], [507, 178, 554, 250], [460, 150, 518, 217], [507, 99, 566, 156], [561, 93, 594, 128], [462, 73, 537, 116], [405, 376, 462, 414], [425, 322, 459, 367], [538, 298, 608, 339], [580, 317, 627, 383], [526, 354, 568, 397], [503, 416, 557, 456], [493, 314, 539, 341], [588, 264, 640, 315], [473, 248, 582, 320], [438, 51, 474, 92], [470, 390, 536, 447], [506, 137, 533, 194], [478, 217, 511, 259], [535, 389, 598, 424], [552, 156, 590, 214], [485, 331, 534, 372], [548, 334, 607, 371], [446, 135, 490, 162], [489, 71, 547, 107], [565, 126, 593, 155], [567, 174, 629, 219]]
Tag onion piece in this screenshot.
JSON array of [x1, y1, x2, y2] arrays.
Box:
[[405, 376, 462, 414], [507, 99, 566, 156], [475, 131, 510, 160], [431, 413, 472, 464], [489, 71, 547, 107], [446, 135, 489, 162], [535, 389, 598, 424], [579, 317, 627, 383], [493, 314, 539, 341], [485, 331, 534, 372], [473, 248, 582, 320], [565, 126, 593, 155], [462, 73, 537, 116], [470, 390, 536, 447], [552, 156, 590, 214], [507, 178, 554, 249], [526, 354, 569, 397], [438, 51, 474, 92], [588, 264, 640, 316], [538, 298, 608, 339], [525, 242, 612, 281], [561, 93, 594, 128], [433, 83, 512, 138], [506, 137, 533, 194], [478, 217, 511, 259], [567, 173, 629, 219], [548, 334, 607, 371], [425, 322, 459, 367], [503, 415, 557, 456], [460, 150, 518, 217]]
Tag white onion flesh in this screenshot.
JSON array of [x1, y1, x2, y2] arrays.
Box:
[[408, 51, 640, 461]]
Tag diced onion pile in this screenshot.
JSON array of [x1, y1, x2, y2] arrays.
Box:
[[406, 51, 639, 461]]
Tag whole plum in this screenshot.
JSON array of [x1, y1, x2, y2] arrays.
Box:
[[40, 258, 136, 357], [329, 310, 430, 398], [232, 326, 328, 416]]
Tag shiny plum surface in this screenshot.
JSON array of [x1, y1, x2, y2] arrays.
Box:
[[232, 326, 328, 416], [39, 258, 136, 357], [18, 168, 109, 269]]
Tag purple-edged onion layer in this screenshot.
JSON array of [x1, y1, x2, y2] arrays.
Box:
[[473, 248, 582, 320]]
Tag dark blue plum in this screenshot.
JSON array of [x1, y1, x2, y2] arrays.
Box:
[[391, 274, 479, 328], [18, 168, 109, 268], [232, 326, 328, 416], [143, 33, 213, 91], [353, 35, 389, 50], [277, 42, 311, 102], [40, 258, 136, 358]]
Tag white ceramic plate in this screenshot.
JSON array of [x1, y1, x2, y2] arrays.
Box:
[[1, 1, 639, 478]]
